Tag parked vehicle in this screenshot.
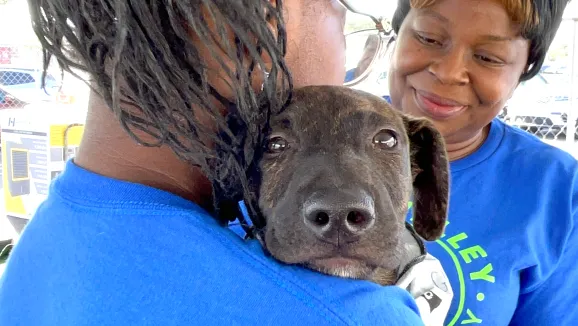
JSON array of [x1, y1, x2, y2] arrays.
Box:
[[345, 65, 391, 102], [0, 67, 61, 103], [0, 85, 29, 143], [0, 85, 27, 109], [506, 72, 577, 138], [540, 63, 568, 75]]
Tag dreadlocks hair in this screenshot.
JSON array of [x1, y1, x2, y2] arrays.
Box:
[[28, 0, 293, 235], [391, 0, 571, 82]]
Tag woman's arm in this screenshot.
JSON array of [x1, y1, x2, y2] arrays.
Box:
[[509, 226, 578, 325], [509, 172, 578, 325]]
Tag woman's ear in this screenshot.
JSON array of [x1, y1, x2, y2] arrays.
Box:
[[403, 115, 450, 241]]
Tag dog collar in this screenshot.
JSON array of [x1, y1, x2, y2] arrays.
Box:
[[396, 222, 428, 282], [226, 200, 254, 239]]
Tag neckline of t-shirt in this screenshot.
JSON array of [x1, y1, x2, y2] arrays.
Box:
[[53, 159, 206, 212], [450, 118, 506, 172], [55, 162, 398, 324]]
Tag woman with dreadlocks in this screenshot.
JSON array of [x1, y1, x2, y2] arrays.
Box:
[[0, 1, 430, 325]]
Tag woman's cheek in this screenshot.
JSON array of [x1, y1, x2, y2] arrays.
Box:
[[471, 72, 518, 109]]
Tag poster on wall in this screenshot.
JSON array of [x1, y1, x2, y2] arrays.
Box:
[[0, 105, 86, 221]]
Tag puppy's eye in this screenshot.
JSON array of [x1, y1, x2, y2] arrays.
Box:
[[372, 129, 397, 149], [266, 136, 289, 154]]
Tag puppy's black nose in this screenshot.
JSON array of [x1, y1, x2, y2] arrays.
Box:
[[303, 193, 375, 243]]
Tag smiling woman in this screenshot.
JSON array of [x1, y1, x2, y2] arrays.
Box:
[[386, 0, 577, 325], [389, 0, 563, 156]]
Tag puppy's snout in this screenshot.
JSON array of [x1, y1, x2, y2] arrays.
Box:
[[303, 192, 376, 243]]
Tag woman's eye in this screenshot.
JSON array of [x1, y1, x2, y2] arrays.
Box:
[[266, 136, 289, 154], [475, 54, 504, 65], [372, 129, 397, 149], [416, 33, 442, 46]]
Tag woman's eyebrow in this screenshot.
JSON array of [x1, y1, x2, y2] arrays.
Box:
[[480, 34, 514, 42], [416, 8, 449, 23], [416, 8, 517, 43]]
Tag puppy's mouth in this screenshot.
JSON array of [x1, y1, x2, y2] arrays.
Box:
[[306, 255, 376, 279], [264, 223, 402, 280]]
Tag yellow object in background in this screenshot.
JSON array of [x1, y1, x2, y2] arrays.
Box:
[[0, 104, 86, 223]]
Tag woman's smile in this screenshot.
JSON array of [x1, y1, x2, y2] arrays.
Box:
[[412, 88, 467, 120]]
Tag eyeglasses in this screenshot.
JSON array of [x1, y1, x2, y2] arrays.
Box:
[[339, 0, 395, 88]]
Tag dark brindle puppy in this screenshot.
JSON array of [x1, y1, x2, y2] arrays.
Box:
[[257, 85, 449, 285]]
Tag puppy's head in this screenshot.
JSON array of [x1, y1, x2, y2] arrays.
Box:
[[258, 85, 449, 279]]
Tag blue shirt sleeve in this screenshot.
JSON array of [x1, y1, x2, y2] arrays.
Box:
[[0, 180, 426, 326], [509, 172, 578, 325]]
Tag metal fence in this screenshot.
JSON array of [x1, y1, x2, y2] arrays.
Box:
[[0, 62, 61, 109], [0, 44, 90, 110], [497, 17, 578, 156], [1, 0, 90, 110], [498, 72, 577, 142]]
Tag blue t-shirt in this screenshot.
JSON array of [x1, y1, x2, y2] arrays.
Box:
[[0, 160, 423, 325], [407, 119, 578, 325]]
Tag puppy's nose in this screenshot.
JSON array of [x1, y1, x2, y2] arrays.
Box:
[[303, 195, 375, 243]]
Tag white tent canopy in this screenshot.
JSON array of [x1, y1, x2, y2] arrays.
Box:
[[563, 1, 578, 19], [0, 0, 38, 46], [565, 10, 577, 144]]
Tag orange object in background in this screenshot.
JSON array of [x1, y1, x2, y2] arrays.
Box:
[[55, 91, 76, 105]]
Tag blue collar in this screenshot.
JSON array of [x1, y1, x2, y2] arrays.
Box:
[[228, 200, 255, 239]]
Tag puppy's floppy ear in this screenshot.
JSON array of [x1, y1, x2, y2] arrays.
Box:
[[403, 115, 450, 241]]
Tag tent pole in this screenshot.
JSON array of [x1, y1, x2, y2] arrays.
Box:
[[566, 18, 578, 145]]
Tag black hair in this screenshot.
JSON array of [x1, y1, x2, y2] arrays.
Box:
[[27, 0, 293, 233], [391, 0, 571, 81]]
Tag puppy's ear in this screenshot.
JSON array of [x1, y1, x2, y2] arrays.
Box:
[[403, 115, 450, 241]]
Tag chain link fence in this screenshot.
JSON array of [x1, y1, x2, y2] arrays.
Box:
[[0, 45, 90, 110], [0, 63, 62, 109], [0, 0, 90, 111], [499, 72, 577, 141], [497, 18, 578, 156], [0, 0, 52, 109]]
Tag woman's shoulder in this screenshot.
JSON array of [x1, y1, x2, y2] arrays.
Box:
[[497, 119, 578, 172], [455, 119, 578, 199]]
